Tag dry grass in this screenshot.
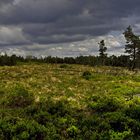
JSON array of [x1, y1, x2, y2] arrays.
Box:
[[0, 63, 140, 108]]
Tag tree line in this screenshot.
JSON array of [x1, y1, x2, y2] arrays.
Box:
[[0, 26, 140, 70]]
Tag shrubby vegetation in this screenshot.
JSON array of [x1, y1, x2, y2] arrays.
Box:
[[0, 63, 140, 139], [1, 88, 140, 139], [2, 85, 34, 108], [82, 71, 92, 80]]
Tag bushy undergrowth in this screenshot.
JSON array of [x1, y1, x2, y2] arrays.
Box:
[[82, 71, 92, 80], [1, 92, 140, 139], [0, 64, 140, 139], [2, 85, 34, 108], [89, 95, 122, 113], [60, 64, 69, 68]]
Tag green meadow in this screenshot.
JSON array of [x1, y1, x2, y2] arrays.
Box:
[[0, 63, 140, 140]]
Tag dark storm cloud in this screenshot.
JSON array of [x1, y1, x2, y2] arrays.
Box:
[[0, 0, 85, 24], [0, 0, 14, 5], [0, 0, 140, 56], [19, 0, 140, 44]]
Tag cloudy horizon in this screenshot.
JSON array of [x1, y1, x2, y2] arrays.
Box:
[[0, 0, 140, 57]]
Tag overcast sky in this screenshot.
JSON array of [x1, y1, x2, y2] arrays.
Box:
[[0, 0, 140, 57]]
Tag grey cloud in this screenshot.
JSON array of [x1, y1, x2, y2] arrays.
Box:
[[0, 0, 85, 24], [0, 0, 14, 5], [0, 26, 31, 47], [0, 0, 140, 56], [18, 0, 140, 44]]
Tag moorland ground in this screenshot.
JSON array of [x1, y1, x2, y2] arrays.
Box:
[[0, 63, 140, 139]]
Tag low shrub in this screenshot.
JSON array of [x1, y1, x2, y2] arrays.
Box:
[[60, 64, 69, 68], [0, 118, 47, 140], [89, 96, 122, 113], [66, 125, 79, 138], [82, 71, 92, 80], [33, 111, 51, 125], [125, 104, 140, 121], [109, 129, 133, 140], [104, 112, 127, 132], [47, 100, 71, 116], [3, 85, 34, 108]]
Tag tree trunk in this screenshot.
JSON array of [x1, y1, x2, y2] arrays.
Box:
[[131, 47, 136, 70]]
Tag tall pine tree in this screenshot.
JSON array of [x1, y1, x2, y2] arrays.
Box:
[[123, 26, 140, 70]]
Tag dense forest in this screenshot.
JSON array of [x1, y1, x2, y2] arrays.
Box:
[[0, 54, 131, 67]]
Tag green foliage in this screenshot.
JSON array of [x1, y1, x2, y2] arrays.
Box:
[[123, 26, 140, 70], [0, 89, 5, 96], [3, 85, 34, 108], [104, 112, 128, 132], [89, 96, 122, 113], [60, 64, 69, 68], [66, 125, 79, 138], [1, 96, 140, 139], [0, 54, 17, 66], [1, 51, 139, 68], [109, 129, 133, 140], [98, 40, 107, 65], [125, 104, 140, 121], [0, 63, 140, 139], [82, 71, 92, 80], [0, 118, 47, 140]]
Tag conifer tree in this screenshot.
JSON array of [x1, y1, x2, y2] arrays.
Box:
[[123, 26, 140, 70], [98, 40, 107, 65]]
